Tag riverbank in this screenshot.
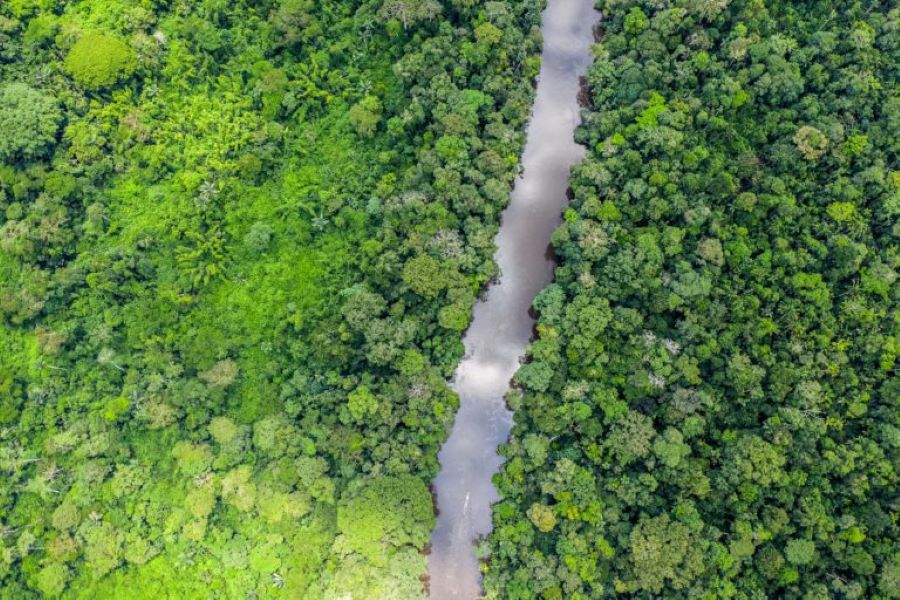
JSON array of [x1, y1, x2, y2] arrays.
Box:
[[427, 1, 601, 597]]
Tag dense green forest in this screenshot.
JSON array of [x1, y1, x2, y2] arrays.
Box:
[[3, 0, 898, 598], [486, 0, 898, 598], [0, 0, 547, 596]]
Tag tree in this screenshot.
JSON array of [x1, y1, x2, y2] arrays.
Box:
[[244, 221, 273, 256], [401, 254, 447, 298], [878, 553, 900, 598], [0, 0, 553, 595], [185, 485, 216, 519], [347, 385, 378, 422], [437, 302, 470, 330], [652, 427, 690, 468], [626, 515, 707, 593], [65, 32, 137, 90], [81, 521, 123, 577], [199, 359, 238, 389], [377, 0, 442, 30], [336, 475, 432, 565], [785, 539, 817, 566], [793, 125, 829, 160], [208, 416, 239, 445], [221, 465, 257, 512], [171, 442, 213, 476], [0, 83, 61, 162], [513, 360, 554, 392], [51, 502, 80, 531], [527, 503, 556, 532], [349, 96, 383, 138], [34, 562, 69, 597], [269, 0, 321, 48], [624, 7, 649, 35], [604, 410, 655, 466]]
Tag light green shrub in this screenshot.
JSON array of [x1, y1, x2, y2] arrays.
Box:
[[64, 32, 136, 90]]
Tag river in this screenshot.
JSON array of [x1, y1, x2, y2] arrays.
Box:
[[427, 1, 600, 597]]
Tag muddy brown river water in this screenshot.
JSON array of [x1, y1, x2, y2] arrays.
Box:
[[427, 1, 600, 597]]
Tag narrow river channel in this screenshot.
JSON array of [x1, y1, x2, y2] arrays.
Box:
[[427, 1, 600, 597]]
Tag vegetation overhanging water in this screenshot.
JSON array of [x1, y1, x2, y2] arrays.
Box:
[[427, 1, 600, 597]]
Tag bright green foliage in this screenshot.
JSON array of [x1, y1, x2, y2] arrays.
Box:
[[402, 254, 447, 298], [221, 465, 257, 513], [786, 539, 817, 566], [172, 441, 214, 476], [327, 549, 426, 598], [526, 503, 556, 532], [64, 32, 136, 90], [0, 0, 545, 595], [34, 562, 69, 597], [513, 360, 554, 392], [82, 521, 123, 577], [208, 416, 238, 445], [438, 302, 470, 330], [487, 1, 899, 598], [349, 95, 383, 138], [184, 485, 216, 519], [336, 475, 433, 565], [347, 385, 378, 422], [50, 502, 79, 531], [0, 83, 61, 161], [102, 395, 129, 420]]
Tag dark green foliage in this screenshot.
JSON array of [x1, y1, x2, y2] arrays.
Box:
[[486, 1, 899, 598]]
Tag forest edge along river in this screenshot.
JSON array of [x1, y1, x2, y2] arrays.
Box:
[[427, 1, 600, 598]]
